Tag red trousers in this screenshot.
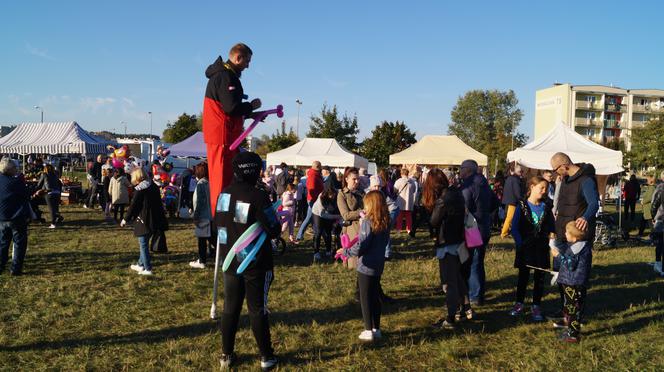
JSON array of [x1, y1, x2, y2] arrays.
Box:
[[396, 210, 413, 232], [206, 143, 238, 217]]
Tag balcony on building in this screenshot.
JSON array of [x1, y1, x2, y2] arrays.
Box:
[[605, 103, 627, 112], [603, 119, 622, 129], [574, 117, 602, 126], [575, 100, 602, 110]]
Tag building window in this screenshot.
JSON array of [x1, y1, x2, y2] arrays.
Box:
[[587, 129, 595, 137], [605, 131, 614, 137], [586, 112, 596, 120], [586, 96, 596, 103]]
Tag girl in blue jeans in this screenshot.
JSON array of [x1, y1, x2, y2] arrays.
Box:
[[122, 167, 169, 276]]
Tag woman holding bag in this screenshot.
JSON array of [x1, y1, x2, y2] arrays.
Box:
[[423, 168, 472, 329], [189, 162, 216, 269]]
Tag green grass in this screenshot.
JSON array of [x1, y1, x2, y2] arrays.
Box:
[[1, 205, 663, 371]]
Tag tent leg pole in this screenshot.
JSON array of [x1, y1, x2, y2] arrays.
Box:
[[618, 179, 622, 231]]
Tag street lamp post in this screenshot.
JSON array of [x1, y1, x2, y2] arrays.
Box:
[[295, 99, 302, 138], [121, 121, 127, 137], [148, 111, 153, 138], [34, 106, 43, 123]]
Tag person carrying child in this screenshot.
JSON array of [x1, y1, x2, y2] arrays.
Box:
[[337, 190, 390, 342], [508, 176, 555, 322]]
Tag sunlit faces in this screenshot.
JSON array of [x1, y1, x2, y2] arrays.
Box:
[[346, 173, 359, 191]]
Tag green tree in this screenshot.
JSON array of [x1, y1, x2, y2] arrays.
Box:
[[162, 113, 198, 143], [361, 121, 417, 167], [267, 123, 299, 152], [448, 90, 527, 171], [628, 116, 664, 170], [307, 104, 359, 151]]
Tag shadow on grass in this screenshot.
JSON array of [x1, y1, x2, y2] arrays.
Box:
[[27, 250, 194, 275], [0, 321, 217, 352]]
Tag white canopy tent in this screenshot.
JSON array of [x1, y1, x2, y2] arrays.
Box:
[[506, 122, 623, 175], [0, 121, 112, 156], [389, 135, 488, 166], [507, 122, 625, 228], [266, 138, 369, 169]]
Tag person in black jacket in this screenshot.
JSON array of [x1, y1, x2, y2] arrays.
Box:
[[0, 157, 31, 276], [214, 151, 281, 370], [508, 176, 555, 322], [422, 168, 469, 329], [121, 167, 168, 276], [35, 164, 63, 228], [86, 155, 103, 210]]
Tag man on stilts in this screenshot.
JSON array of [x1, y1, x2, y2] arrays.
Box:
[[203, 43, 261, 215]]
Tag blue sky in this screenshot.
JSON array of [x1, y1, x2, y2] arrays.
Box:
[[1, 1, 663, 142]]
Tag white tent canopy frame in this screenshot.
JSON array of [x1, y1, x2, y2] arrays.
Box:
[[389, 135, 488, 167], [266, 138, 369, 169], [507, 122, 625, 228], [0, 121, 111, 156], [506, 122, 623, 175]]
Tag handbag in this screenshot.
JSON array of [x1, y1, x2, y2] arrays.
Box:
[[464, 212, 483, 249]]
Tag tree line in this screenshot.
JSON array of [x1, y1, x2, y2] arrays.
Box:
[[160, 90, 533, 171]]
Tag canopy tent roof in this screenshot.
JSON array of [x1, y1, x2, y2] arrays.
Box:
[[506, 122, 623, 175], [168, 131, 206, 158], [389, 135, 488, 166], [0, 122, 112, 156], [266, 138, 369, 168]]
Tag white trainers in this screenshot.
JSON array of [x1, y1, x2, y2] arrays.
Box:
[[358, 329, 374, 341], [48, 224, 56, 229], [130, 264, 144, 272], [189, 260, 205, 269], [138, 270, 153, 276], [372, 328, 382, 339], [654, 262, 663, 274]]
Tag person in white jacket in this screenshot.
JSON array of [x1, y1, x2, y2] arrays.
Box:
[[393, 168, 416, 235]]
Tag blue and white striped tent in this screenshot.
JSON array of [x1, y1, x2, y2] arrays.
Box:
[[0, 121, 112, 156]]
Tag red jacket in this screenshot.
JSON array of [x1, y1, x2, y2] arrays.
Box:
[[306, 168, 324, 202], [202, 57, 253, 146]]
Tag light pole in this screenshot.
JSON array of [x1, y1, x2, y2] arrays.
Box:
[[121, 121, 127, 137], [34, 106, 43, 123], [147, 111, 153, 139], [295, 99, 302, 138]]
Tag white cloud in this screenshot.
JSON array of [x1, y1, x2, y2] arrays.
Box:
[[79, 97, 117, 112], [25, 43, 55, 61], [121, 97, 135, 107]]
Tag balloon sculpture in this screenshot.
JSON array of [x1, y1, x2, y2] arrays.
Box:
[[229, 105, 284, 151], [107, 145, 131, 169], [334, 234, 359, 264]]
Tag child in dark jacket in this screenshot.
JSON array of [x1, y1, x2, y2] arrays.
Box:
[[339, 190, 390, 342], [509, 176, 555, 322], [551, 221, 591, 343]]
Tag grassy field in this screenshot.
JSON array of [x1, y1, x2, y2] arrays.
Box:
[[1, 205, 663, 371]]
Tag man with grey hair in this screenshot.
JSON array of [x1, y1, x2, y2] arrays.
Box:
[[0, 157, 31, 276], [459, 159, 494, 306]]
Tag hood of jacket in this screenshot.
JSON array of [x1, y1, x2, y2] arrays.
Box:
[[205, 57, 239, 79], [567, 163, 596, 183]]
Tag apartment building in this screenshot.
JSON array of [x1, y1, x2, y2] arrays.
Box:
[[534, 83, 664, 150]]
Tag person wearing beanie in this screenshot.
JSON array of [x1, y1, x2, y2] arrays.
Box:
[[214, 151, 282, 370]]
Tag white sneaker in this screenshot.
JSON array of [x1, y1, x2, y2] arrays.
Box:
[[138, 270, 153, 276], [130, 264, 143, 272], [372, 328, 382, 339], [48, 224, 56, 229], [83, 205, 89, 209], [189, 260, 205, 269], [358, 329, 374, 341], [654, 262, 663, 274]]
